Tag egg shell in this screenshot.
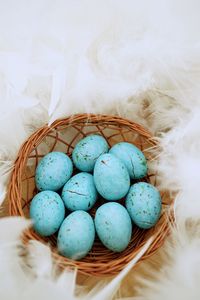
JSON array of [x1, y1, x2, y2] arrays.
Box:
[[57, 210, 95, 260], [109, 142, 147, 179], [125, 182, 162, 229], [35, 151, 73, 191], [61, 172, 97, 211], [95, 202, 132, 252], [93, 153, 130, 200], [72, 135, 109, 172], [30, 191, 65, 236]]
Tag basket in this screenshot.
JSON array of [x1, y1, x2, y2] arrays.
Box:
[[8, 113, 173, 277]]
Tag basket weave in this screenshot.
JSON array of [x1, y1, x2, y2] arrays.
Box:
[[8, 113, 173, 277]]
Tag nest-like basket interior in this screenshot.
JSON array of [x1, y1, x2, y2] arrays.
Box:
[[8, 114, 173, 277]]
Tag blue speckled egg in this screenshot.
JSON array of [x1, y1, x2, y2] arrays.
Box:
[[125, 182, 162, 229], [30, 191, 65, 236], [61, 172, 97, 211], [57, 210, 95, 260], [93, 153, 130, 200], [72, 135, 109, 172], [94, 202, 132, 252], [35, 151, 73, 191], [109, 142, 147, 179]]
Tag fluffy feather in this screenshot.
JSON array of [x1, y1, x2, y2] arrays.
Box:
[[156, 109, 200, 221], [0, 217, 77, 300], [89, 238, 153, 300], [0, 217, 153, 300], [121, 223, 200, 300]]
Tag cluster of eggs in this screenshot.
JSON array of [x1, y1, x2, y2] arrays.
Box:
[[30, 135, 162, 260]]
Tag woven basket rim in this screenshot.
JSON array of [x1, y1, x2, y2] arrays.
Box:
[[8, 113, 173, 277]]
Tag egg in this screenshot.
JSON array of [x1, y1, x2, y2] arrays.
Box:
[[35, 151, 73, 191], [125, 182, 162, 229], [93, 153, 130, 200], [61, 172, 97, 211], [72, 135, 109, 172], [57, 210, 95, 260], [94, 202, 132, 252], [109, 142, 147, 179], [30, 191, 65, 236]]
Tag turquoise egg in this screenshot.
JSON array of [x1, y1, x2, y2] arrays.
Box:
[[57, 211, 95, 260], [30, 191, 65, 236], [61, 172, 97, 211], [93, 153, 130, 200], [125, 182, 162, 229], [35, 151, 73, 191], [94, 202, 132, 252], [109, 142, 147, 179], [72, 135, 109, 172]]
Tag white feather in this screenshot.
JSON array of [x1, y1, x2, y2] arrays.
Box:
[[124, 225, 200, 300], [27, 240, 53, 278], [0, 217, 78, 300], [90, 238, 153, 300], [48, 67, 66, 117], [0, 217, 31, 299]]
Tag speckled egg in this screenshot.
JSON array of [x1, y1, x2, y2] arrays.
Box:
[[61, 172, 97, 211], [30, 191, 65, 236], [94, 202, 132, 252], [125, 182, 162, 229], [93, 153, 130, 200], [35, 151, 73, 191], [109, 142, 147, 179], [57, 210, 95, 260], [72, 135, 109, 172]]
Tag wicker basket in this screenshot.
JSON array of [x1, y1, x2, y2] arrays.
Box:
[[8, 113, 173, 277]]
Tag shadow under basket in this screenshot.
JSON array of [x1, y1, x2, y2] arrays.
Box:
[[8, 113, 173, 277]]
